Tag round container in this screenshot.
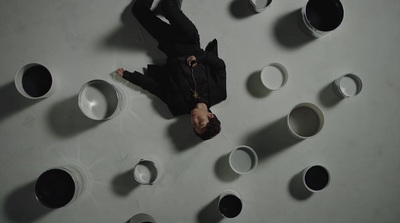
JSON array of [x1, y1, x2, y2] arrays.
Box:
[[333, 73, 362, 98], [302, 0, 344, 37], [248, 0, 272, 13], [129, 213, 156, 223], [260, 63, 288, 91], [229, 145, 258, 174], [35, 164, 87, 208], [287, 103, 325, 139], [78, 80, 125, 120], [15, 63, 55, 99], [133, 160, 159, 185], [218, 189, 242, 219], [302, 165, 330, 192]]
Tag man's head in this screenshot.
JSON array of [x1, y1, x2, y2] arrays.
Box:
[[191, 106, 221, 140]]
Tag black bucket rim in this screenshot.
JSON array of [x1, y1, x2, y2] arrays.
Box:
[[35, 168, 76, 208], [305, 0, 344, 32]]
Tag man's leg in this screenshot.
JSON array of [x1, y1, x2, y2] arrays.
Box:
[[161, 0, 200, 44], [132, 0, 174, 43]]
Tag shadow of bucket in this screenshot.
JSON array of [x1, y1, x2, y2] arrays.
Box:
[[301, 0, 344, 37], [78, 80, 125, 121], [15, 63, 55, 99], [35, 164, 87, 209]]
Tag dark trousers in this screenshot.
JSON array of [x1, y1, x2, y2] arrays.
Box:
[[132, 0, 200, 50], [124, 0, 200, 101]]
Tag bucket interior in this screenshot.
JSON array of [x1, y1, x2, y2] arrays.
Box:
[[304, 166, 330, 191], [230, 147, 257, 173], [79, 80, 120, 120], [219, 194, 242, 218], [17, 64, 53, 98], [35, 169, 75, 208], [134, 160, 158, 184], [305, 0, 344, 31], [288, 105, 322, 137]]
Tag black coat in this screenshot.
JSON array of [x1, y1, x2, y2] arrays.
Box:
[[148, 40, 227, 116]]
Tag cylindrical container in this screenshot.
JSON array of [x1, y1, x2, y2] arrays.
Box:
[[333, 73, 362, 98], [260, 63, 288, 91], [218, 190, 242, 219], [302, 165, 330, 192], [129, 213, 156, 223], [133, 159, 159, 185], [78, 79, 125, 120], [301, 0, 344, 37], [229, 145, 258, 174], [35, 164, 87, 208], [15, 63, 55, 99], [248, 0, 272, 13], [287, 103, 325, 139]]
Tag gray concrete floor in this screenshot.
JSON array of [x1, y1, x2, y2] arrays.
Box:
[[1, 0, 400, 222]]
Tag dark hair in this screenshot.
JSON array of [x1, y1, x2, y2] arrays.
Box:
[[194, 114, 221, 140]]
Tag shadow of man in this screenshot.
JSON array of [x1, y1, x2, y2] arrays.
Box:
[[167, 115, 202, 152], [101, 0, 166, 65]]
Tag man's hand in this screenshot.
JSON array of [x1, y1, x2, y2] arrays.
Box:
[[116, 68, 125, 77], [187, 55, 197, 67]]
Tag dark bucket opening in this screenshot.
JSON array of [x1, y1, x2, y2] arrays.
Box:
[[22, 65, 52, 97], [219, 195, 242, 218], [305, 166, 330, 191], [35, 169, 75, 208], [305, 0, 344, 31]]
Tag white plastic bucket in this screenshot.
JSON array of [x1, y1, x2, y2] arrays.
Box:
[[133, 160, 159, 185], [333, 73, 362, 98], [129, 213, 156, 223], [229, 145, 258, 174], [78, 80, 125, 120], [248, 0, 272, 13], [287, 103, 325, 139], [260, 63, 288, 91], [15, 63, 55, 99]]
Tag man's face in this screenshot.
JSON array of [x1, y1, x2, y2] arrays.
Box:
[[191, 108, 214, 134]]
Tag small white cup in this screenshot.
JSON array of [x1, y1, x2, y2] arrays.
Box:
[[332, 73, 362, 98], [133, 159, 159, 185], [218, 189, 242, 219], [35, 164, 87, 208], [287, 103, 325, 139], [15, 63, 55, 99], [248, 0, 272, 13], [229, 145, 258, 174], [260, 63, 288, 91], [129, 213, 156, 223], [302, 165, 330, 192]]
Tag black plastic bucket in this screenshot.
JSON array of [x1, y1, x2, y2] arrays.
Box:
[[35, 165, 86, 208], [302, 0, 344, 37], [15, 63, 55, 99]]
